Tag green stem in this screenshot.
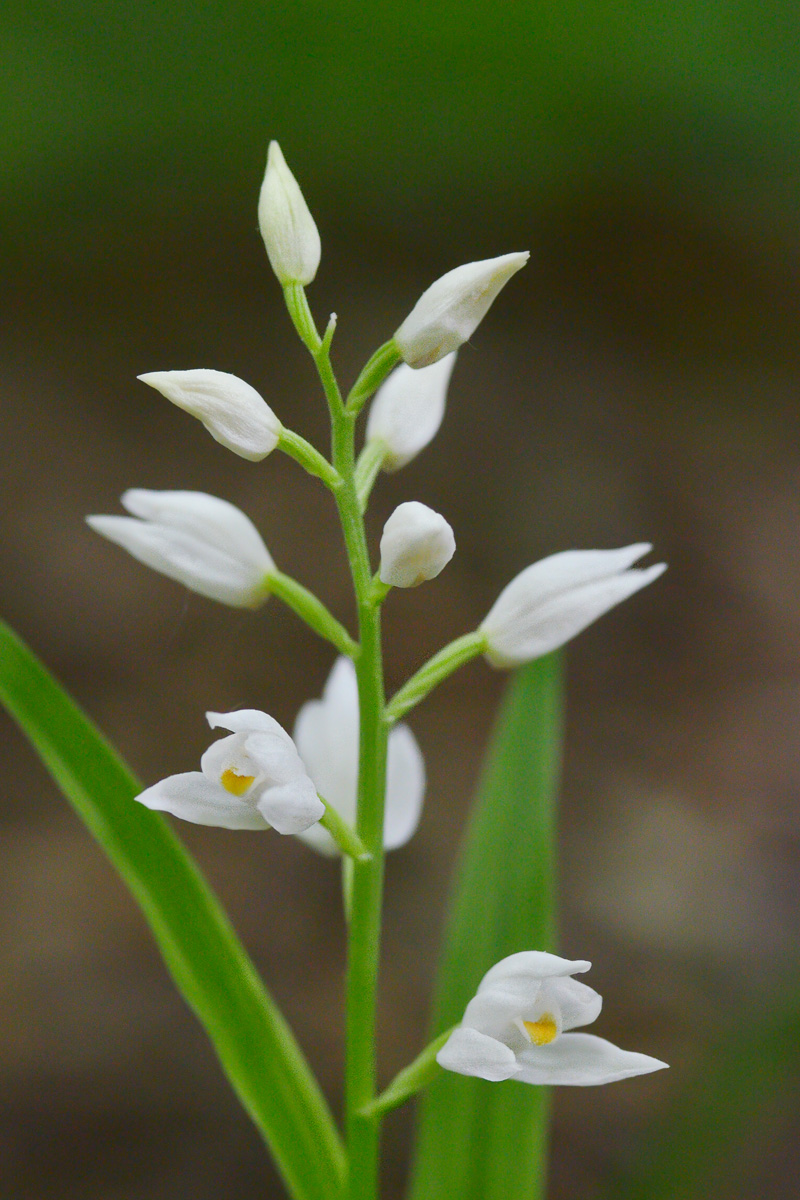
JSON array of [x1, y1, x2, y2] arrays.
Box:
[[354, 440, 388, 513], [385, 631, 488, 723], [359, 1027, 455, 1119], [278, 428, 343, 490], [312, 337, 390, 1200], [346, 340, 401, 415], [319, 799, 372, 863], [284, 283, 322, 354], [267, 570, 359, 658]]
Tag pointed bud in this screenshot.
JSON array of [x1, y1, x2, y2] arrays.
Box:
[[365, 353, 456, 471], [138, 369, 282, 461], [379, 502, 455, 588], [258, 141, 321, 286], [480, 544, 666, 667], [394, 252, 529, 368], [87, 489, 275, 608]]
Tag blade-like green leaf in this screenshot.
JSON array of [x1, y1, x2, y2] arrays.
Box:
[[0, 619, 345, 1200], [408, 654, 563, 1200]]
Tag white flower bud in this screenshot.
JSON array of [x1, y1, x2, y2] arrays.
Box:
[[87, 489, 275, 608], [379, 501, 455, 588], [365, 353, 456, 471], [394, 252, 529, 368], [138, 369, 281, 462], [258, 141, 321, 286], [480, 544, 666, 668]]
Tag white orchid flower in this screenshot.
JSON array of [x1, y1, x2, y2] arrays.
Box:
[[379, 502, 455, 588], [481, 544, 666, 668], [437, 952, 667, 1086], [87, 489, 274, 609], [258, 141, 321, 286], [138, 369, 282, 461], [293, 657, 424, 855], [137, 710, 324, 835], [365, 354, 456, 471], [394, 252, 529, 368]]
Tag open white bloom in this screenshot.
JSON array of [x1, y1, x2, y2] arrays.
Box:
[[481, 544, 666, 668], [394, 252, 529, 368], [293, 657, 424, 855], [137, 710, 324, 835], [365, 354, 456, 470], [138, 369, 281, 461], [437, 952, 667, 1086], [258, 141, 321, 286], [87, 489, 274, 608], [380, 502, 455, 588]]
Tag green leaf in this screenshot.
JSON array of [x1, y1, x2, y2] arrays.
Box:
[[408, 654, 563, 1200], [0, 619, 345, 1200]]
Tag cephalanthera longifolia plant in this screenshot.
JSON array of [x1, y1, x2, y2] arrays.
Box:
[[0, 141, 668, 1200]]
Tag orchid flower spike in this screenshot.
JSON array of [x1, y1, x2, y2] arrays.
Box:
[[258, 141, 321, 286], [138, 369, 282, 461], [137, 710, 324, 834], [481, 544, 666, 668], [394, 252, 529, 368], [379, 502, 455, 588], [87, 489, 274, 609], [293, 657, 424, 855], [437, 952, 667, 1086], [365, 354, 456, 471]]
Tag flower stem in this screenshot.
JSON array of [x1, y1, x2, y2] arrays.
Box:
[[319, 799, 372, 863], [312, 333, 389, 1200], [267, 569, 359, 658], [385, 630, 487, 723]]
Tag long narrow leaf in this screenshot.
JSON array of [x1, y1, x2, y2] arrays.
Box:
[[408, 654, 563, 1200], [0, 619, 345, 1200]]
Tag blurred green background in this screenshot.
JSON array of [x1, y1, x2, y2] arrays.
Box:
[[2, 2, 800, 1197]]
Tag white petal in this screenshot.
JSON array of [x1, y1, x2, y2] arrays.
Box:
[[395, 253, 529, 368], [383, 723, 425, 849], [206, 709, 294, 740], [514, 1033, 668, 1086], [547, 976, 603, 1030], [462, 985, 545, 1044], [478, 952, 592, 994], [86, 514, 271, 609], [379, 502, 455, 588], [436, 1027, 522, 1082], [481, 547, 665, 668], [245, 732, 309, 786], [258, 141, 321, 286], [256, 777, 325, 835], [136, 772, 268, 830], [293, 658, 359, 854], [138, 370, 281, 461], [365, 354, 456, 470], [121, 489, 274, 572]]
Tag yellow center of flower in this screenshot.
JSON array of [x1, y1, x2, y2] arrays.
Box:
[[523, 1014, 558, 1046], [220, 769, 255, 797]]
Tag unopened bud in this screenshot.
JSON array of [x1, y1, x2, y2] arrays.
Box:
[[379, 502, 455, 587]]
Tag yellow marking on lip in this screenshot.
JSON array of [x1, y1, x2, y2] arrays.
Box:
[[220, 769, 255, 797], [523, 1015, 558, 1046]]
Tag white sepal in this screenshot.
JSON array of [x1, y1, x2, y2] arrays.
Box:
[[293, 657, 425, 855], [87, 489, 275, 608], [136, 709, 324, 835], [138, 369, 281, 461], [481, 544, 666, 667], [365, 354, 456, 470], [379, 502, 455, 588], [436, 950, 667, 1087], [258, 141, 321, 286], [394, 252, 529, 368]]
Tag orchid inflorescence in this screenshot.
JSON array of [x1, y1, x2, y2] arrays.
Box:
[[88, 141, 667, 1196]]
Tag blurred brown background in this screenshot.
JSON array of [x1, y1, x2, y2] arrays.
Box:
[[2, 2, 800, 1197]]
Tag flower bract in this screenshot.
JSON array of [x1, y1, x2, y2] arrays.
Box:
[[136, 709, 324, 834], [138, 369, 282, 461], [394, 252, 528, 368], [480, 544, 666, 667], [87, 488, 274, 608], [436, 952, 668, 1085], [293, 657, 425, 855]]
